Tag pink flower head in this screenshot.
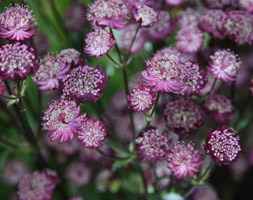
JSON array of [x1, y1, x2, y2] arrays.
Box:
[[224, 10, 253, 45], [33, 54, 70, 90], [200, 9, 227, 39], [239, 0, 253, 13], [146, 11, 174, 40], [84, 28, 116, 57], [204, 126, 241, 165], [142, 54, 182, 93], [118, 24, 147, 54], [62, 65, 107, 103], [127, 85, 157, 111], [179, 61, 207, 95], [0, 5, 37, 40], [57, 48, 82, 68], [177, 8, 200, 29], [43, 99, 83, 143], [3, 160, 28, 185], [164, 99, 205, 134], [132, 5, 157, 27], [135, 127, 172, 163], [204, 94, 234, 123], [86, 0, 129, 29], [17, 170, 59, 200], [0, 43, 37, 80], [165, 0, 187, 6], [200, 0, 236, 9], [208, 49, 241, 82], [192, 184, 219, 200], [65, 161, 91, 187], [176, 27, 204, 54], [64, 3, 87, 32], [77, 117, 107, 148], [167, 142, 203, 179]]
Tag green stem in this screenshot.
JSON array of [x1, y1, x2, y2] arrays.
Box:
[[126, 24, 141, 62]]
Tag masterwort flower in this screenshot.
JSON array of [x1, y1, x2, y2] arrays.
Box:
[[132, 5, 157, 27], [57, 48, 82, 68]]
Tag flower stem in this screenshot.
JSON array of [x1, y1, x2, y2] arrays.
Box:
[[126, 24, 141, 62]]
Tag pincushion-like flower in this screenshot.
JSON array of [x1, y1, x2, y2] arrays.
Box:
[[127, 85, 157, 111], [239, 0, 253, 13], [204, 94, 233, 123], [77, 117, 107, 148], [17, 170, 59, 200], [165, 0, 186, 6], [167, 142, 203, 179], [0, 43, 37, 80], [142, 54, 182, 93], [176, 27, 204, 54], [84, 29, 116, 57], [62, 65, 107, 103], [177, 8, 200, 29], [0, 5, 37, 40], [33, 54, 70, 90], [208, 49, 241, 82], [65, 161, 91, 187], [135, 127, 171, 163], [43, 100, 83, 143], [204, 126, 241, 165], [57, 48, 82, 68], [132, 5, 157, 27], [86, 0, 129, 29], [164, 99, 205, 134]]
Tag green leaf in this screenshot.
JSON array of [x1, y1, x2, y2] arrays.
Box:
[[112, 158, 132, 171]]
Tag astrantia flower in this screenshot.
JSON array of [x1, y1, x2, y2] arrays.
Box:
[[165, 0, 187, 6], [164, 99, 205, 134], [135, 127, 171, 163], [200, 9, 227, 39], [0, 5, 37, 40], [208, 49, 241, 82], [43, 100, 82, 143], [64, 3, 87, 32], [142, 54, 182, 93], [62, 65, 107, 103], [192, 184, 219, 200], [179, 61, 207, 95], [33, 54, 70, 90], [204, 126, 241, 165], [239, 0, 253, 13], [65, 161, 91, 187], [0, 43, 37, 80], [132, 5, 157, 27], [200, 0, 236, 9], [77, 117, 107, 148], [127, 85, 157, 111], [176, 27, 204, 54], [204, 94, 233, 123], [146, 11, 174, 40], [57, 48, 82, 68], [17, 170, 59, 200], [84, 29, 116, 57], [86, 0, 129, 29], [224, 10, 253, 45], [177, 8, 200, 29], [167, 142, 203, 179]]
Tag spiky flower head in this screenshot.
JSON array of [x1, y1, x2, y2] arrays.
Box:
[[127, 85, 157, 111], [57, 48, 82, 68], [204, 126, 241, 165], [84, 28, 116, 57], [43, 99, 83, 143], [65, 161, 91, 187], [165, 0, 187, 6], [224, 10, 253, 45], [136, 127, 172, 163], [208, 49, 241, 82], [164, 99, 205, 134], [204, 94, 233, 123], [146, 11, 174, 40], [167, 142, 203, 179], [64, 3, 87, 32], [77, 117, 107, 148], [132, 5, 157, 27], [0, 5, 37, 40], [17, 170, 59, 200], [179, 61, 207, 95], [0, 43, 37, 80], [86, 0, 129, 29], [142, 54, 182, 93], [192, 184, 219, 200], [33, 54, 70, 90], [239, 0, 253, 13], [177, 8, 200, 29], [62, 65, 107, 103], [200, 9, 227, 39], [176, 27, 204, 54]]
